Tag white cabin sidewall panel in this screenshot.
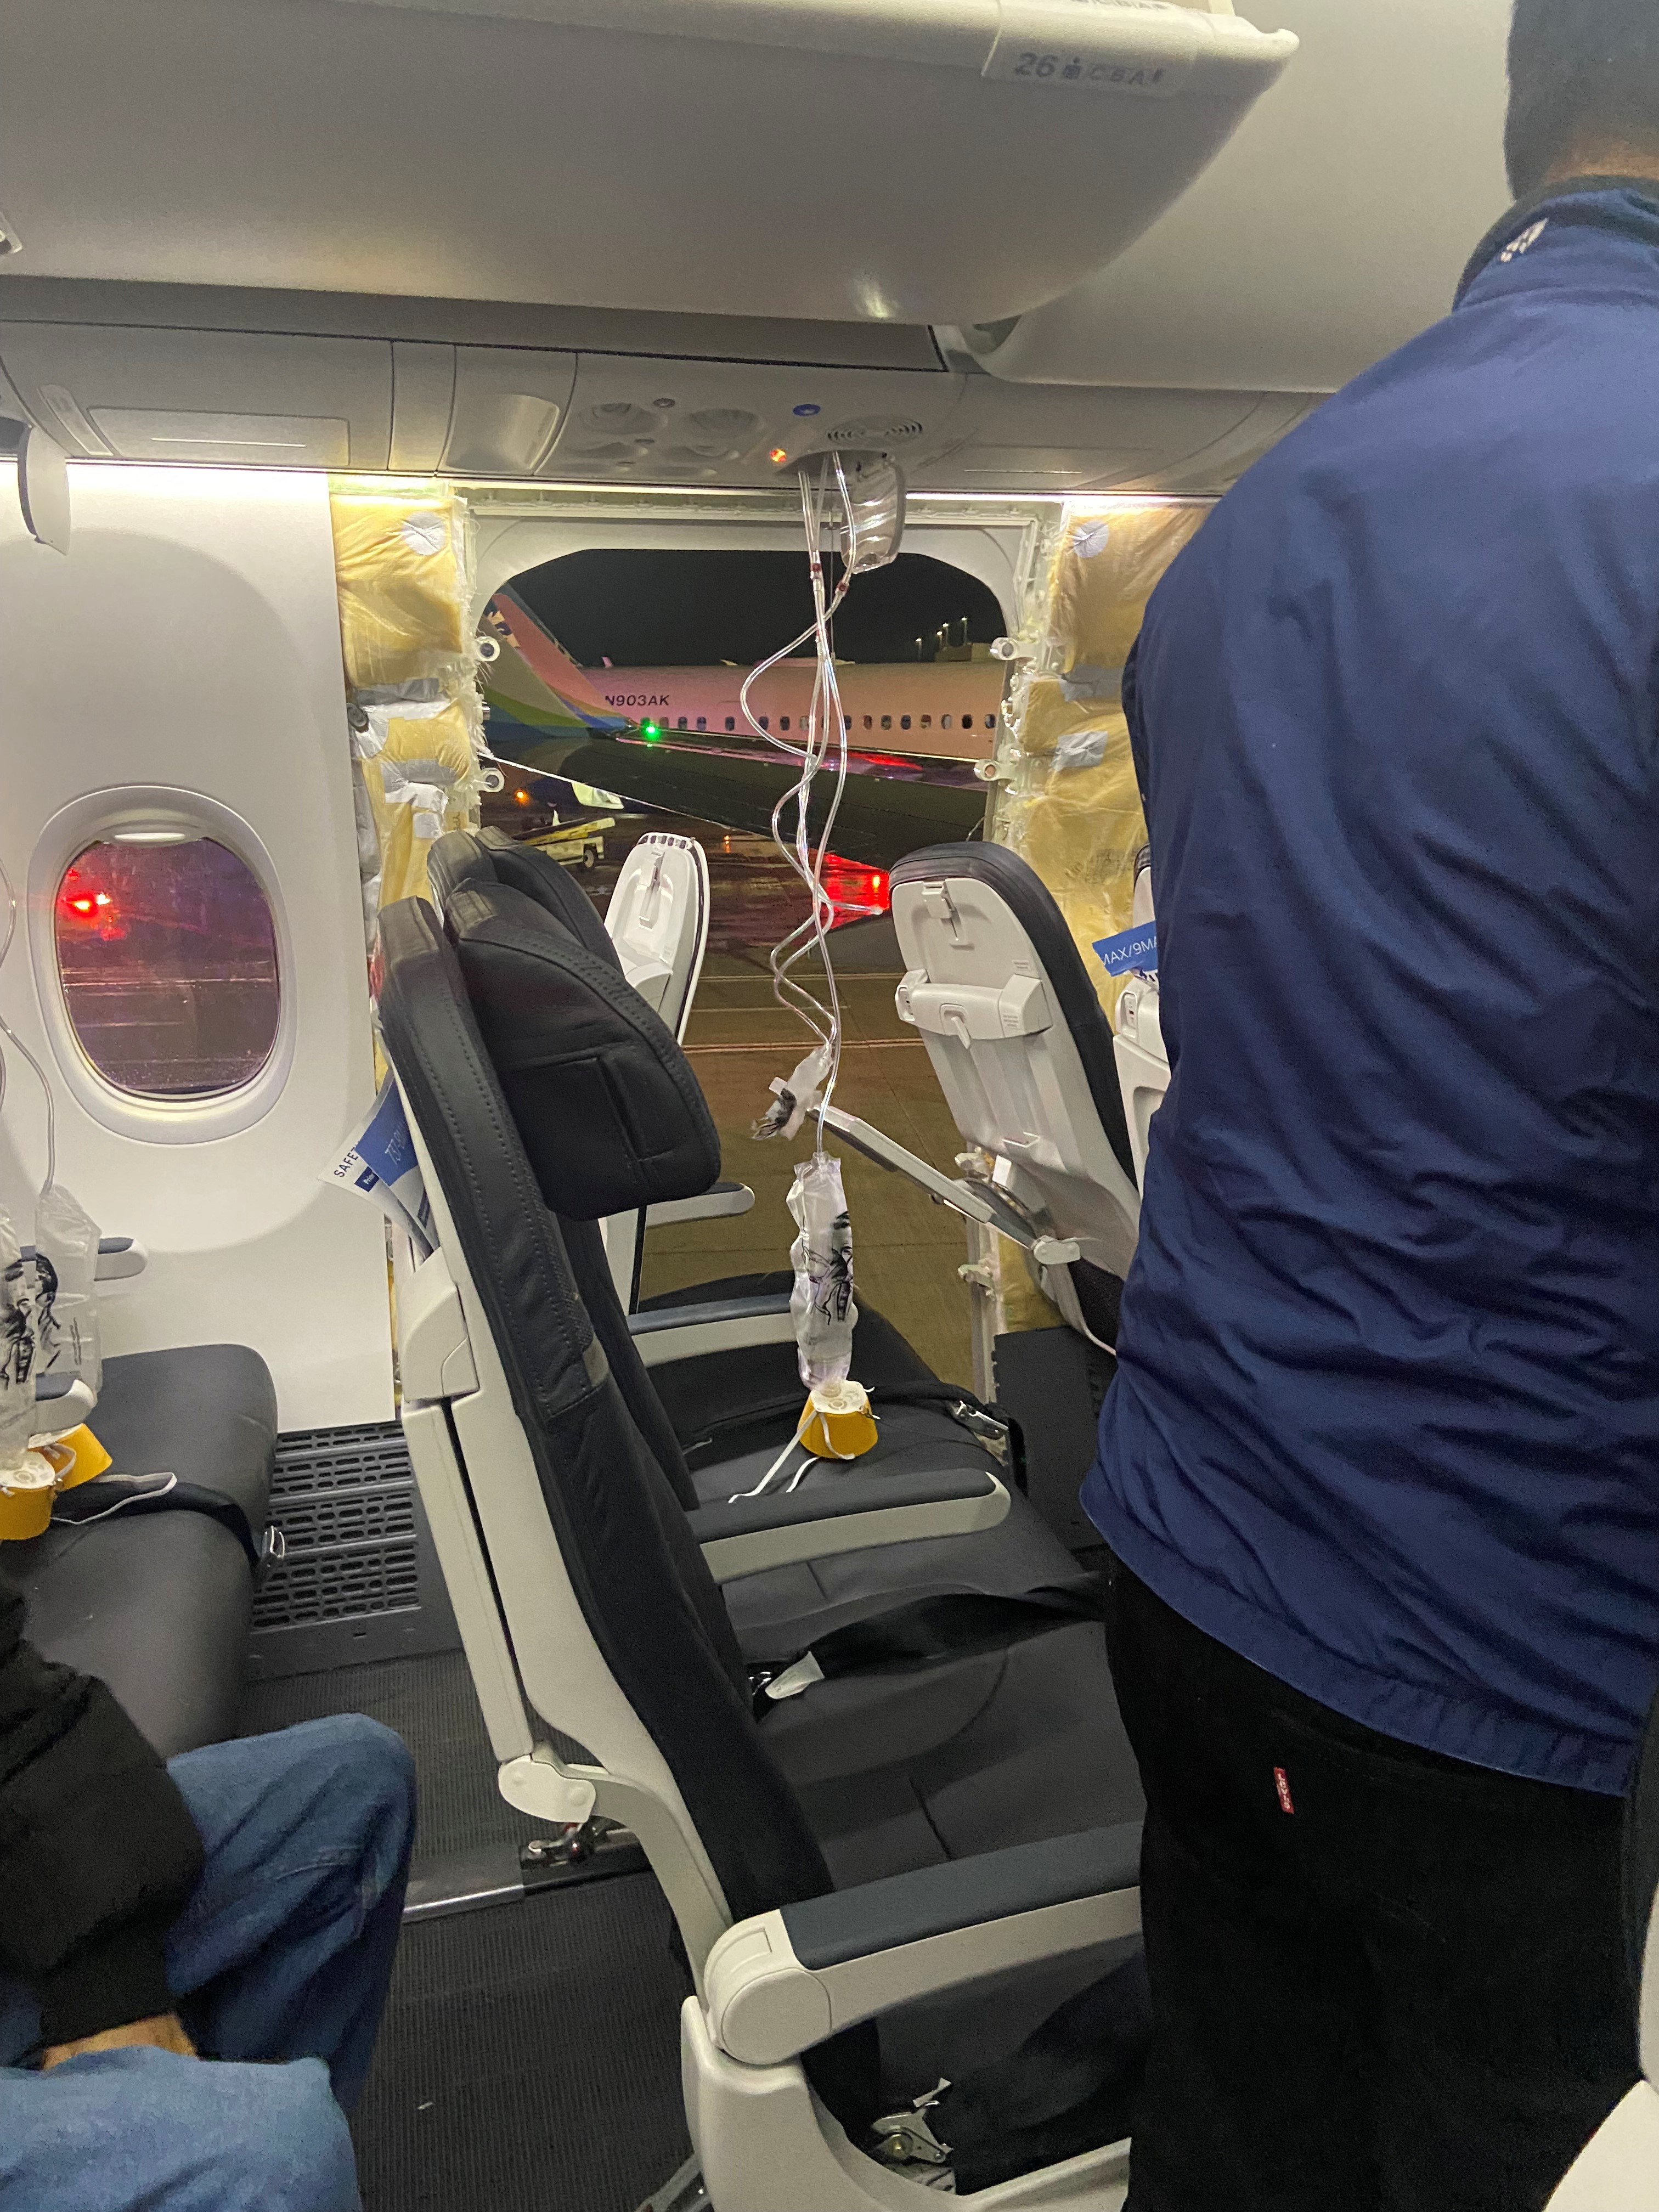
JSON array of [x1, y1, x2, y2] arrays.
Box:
[[0, 463, 394, 1428]]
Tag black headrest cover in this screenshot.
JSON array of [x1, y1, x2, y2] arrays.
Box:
[[486, 842, 623, 973], [447, 881, 719, 1220], [427, 830, 499, 915]]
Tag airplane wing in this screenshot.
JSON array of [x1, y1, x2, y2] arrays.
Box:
[[485, 725, 984, 870]]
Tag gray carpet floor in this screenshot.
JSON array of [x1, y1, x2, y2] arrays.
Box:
[[240, 1651, 692, 2211]]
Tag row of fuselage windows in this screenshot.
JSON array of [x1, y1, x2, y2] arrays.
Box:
[[676, 711, 992, 735]]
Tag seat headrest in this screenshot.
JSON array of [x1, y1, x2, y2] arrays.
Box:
[[445, 879, 720, 1220], [427, 828, 499, 913], [486, 840, 624, 973], [428, 828, 623, 973]]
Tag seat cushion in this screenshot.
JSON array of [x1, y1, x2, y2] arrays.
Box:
[[707, 1400, 1101, 1662], [11, 1513, 253, 1758], [640, 1271, 938, 1455], [640, 1275, 1101, 1658], [9, 1344, 279, 1758], [768, 1620, 1146, 2099], [93, 1343, 278, 1536]]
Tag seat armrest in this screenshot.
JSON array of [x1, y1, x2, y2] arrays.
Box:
[[704, 1824, 1142, 2066], [33, 1372, 97, 1433], [645, 1182, 755, 1232], [94, 1235, 148, 1282], [817, 1105, 1037, 1247], [688, 1467, 1009, 1582], [629, 1293, 795, 1369]]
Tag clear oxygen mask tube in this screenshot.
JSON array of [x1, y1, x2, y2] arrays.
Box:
[[0, 848, 48, 1485], [740, 454, 904, 1489], [0, 845, 105, 1491]]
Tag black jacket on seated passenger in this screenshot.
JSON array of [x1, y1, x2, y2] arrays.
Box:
[[0, 1565, 204, 2045]]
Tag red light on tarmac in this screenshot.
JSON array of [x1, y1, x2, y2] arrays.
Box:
[[820, 856, 891, 917]]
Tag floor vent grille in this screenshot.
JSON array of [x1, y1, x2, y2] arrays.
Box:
[[247, 1421, 458, 1678]]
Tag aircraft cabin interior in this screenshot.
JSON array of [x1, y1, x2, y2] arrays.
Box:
[[1, 2, 1655, 2208]]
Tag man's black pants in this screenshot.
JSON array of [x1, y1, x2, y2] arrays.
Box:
[[1104, 1559, 1639, 2211]]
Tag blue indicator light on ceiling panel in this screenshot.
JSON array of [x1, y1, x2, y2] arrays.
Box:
[[793, 404, 822, 417]]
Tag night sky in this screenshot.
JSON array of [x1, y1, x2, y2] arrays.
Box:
[[508, 549, 1005, 668]]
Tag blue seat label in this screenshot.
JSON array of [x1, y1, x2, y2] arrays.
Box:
[[1094, 924, 1158, 977]]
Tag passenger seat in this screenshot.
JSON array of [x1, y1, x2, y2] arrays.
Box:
[[14, 1344, 277, 1756], [424, 844, 1121, 1669]]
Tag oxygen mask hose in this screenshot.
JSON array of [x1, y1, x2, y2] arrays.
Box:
[[0, 847, 48, 1493], [744, 455, 905, 1462]]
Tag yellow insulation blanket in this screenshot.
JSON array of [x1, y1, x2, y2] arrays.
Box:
[[357, 697, 477, 910], [1001, 503, 1208, 1021], [330, 484, 483, 922], [992, 501, 1209, 1334], [332, 493, 471, 691]]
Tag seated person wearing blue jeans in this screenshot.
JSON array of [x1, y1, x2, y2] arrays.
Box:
[[0, 1567, 416, 2211]]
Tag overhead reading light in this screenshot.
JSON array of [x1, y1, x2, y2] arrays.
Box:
[[104, 825, 199, 848]]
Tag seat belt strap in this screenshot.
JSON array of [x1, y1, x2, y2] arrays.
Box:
[[52, 1475, 269, 1578]]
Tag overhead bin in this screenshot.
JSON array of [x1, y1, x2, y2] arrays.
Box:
[[0, 323, 394, 467], [1, 0, 1295, 325], [935, 0, 1513, 391], [905, 382, 1314, 495]]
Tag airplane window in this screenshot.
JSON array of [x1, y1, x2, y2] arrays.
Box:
[[881, 715, 892, 731], [696, 716, 707, 731], [921, 715, 933, 730], [724, 716, 735, 731], [863, 716, 872, 731], [942, 715, 953, 729], [758, 715, 769, 730], [901, 715, 912, 731], [55, 837, 279, 1098], [781, 716, 791, 732], [677, 716, 688, 730]]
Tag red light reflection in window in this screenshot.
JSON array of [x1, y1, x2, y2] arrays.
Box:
[[57, 867, 123, 939], [54, 840, 279, 1098]]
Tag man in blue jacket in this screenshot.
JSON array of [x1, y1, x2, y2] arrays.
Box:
[[1083, 3, 1659, 2203]]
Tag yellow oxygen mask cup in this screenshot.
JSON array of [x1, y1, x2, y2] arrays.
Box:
[[800, 1379, 879, 1461], [0, 1453, 57, 1541]]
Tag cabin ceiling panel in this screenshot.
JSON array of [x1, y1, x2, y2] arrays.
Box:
[[548, 358, 967, 487]]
